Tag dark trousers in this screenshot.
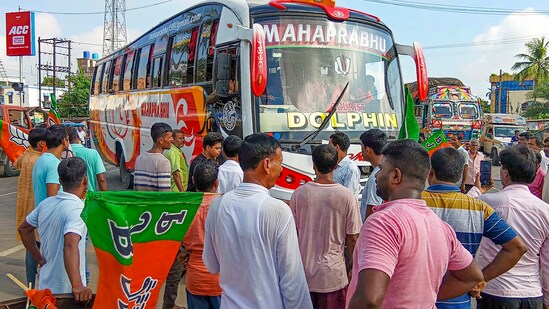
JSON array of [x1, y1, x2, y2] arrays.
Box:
[[186, 289, 221, 309], [477, 292, 544, 309], [310, 287, 347, 309], [162, 247, 186, 309]]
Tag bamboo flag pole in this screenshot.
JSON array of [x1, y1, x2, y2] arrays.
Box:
[[6, 273, 30, 292]]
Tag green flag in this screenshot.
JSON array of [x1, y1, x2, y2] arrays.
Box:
[[82, 191, 204, 308], [398, 88, 420, 141]]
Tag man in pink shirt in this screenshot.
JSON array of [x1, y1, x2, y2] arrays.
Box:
[[290, 144, 362, 308], [474, 145, 549, 308], [346, 139, 483, 309], [528, 152, 545, 199]]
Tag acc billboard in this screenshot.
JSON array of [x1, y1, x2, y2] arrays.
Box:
[[5, 11, 36, 56]]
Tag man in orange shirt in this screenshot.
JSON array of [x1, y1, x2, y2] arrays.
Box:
[[183, 161, 222, 308], [14, 128, 46, 286]]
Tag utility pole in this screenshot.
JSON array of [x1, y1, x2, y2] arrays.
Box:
[[18, 5, 23, 106], [498, 69, 503, 114], [37, 38, 71, 109]]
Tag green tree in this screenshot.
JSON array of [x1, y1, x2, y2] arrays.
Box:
[[42, 76, 65, 88], [479, 98, 490, 113], [58, 70, 90, 118], [523, 80, 549, 119], [511, 37, 549, 103]]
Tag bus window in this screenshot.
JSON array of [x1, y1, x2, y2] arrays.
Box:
[[169, 31, 191, 86], [122, 51, 135, 91], [112, 57, 123, 92], [97, 63, 106, 94], [135, 45, 152, 90], [151, 56, 163, 88], [188, 28, 199, 83], [196, 20, 218, 82], [102, 60, 111, 93], [91, 65, 100, 94]]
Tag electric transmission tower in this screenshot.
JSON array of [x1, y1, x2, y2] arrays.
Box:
[[102, 0, 127, 56], [0, 59, 8, 83]]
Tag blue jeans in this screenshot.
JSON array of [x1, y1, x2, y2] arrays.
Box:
[[186, 289, 220, 309], [25, 242, 40, 287], [477, 292, 544, 309]]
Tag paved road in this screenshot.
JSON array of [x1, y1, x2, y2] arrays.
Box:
[[0, 162, 503, 306]]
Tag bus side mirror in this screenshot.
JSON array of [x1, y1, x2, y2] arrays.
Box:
[[395, 42, 428, 101], [215, 52, 232, 98], [216, 52, 232, 81], [215, 80, 230, 98]]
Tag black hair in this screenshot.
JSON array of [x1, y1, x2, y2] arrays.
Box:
[[431, 147, 465, 183], [28, 128, 46, 148], [329, 131, 351, 152], [519, 131, 532, 140], [67, 127, 80, 144], [360, 129, 387, 155], [312, 144, 338, 174], [58, 157, 88, 191], [172, 129, 183, 136], [151, 122, 172, 143], [223, 135, 242, 158], [239, 133, 281, 171], [515, 130, 520, 134], [203, 132, 224, 148], [454, 134, 463, 141], [382, 139, 430, 189], [544, 136, 549, 144], [500, 145, 536, 184], [193, 161, 219, 192], [44, 124, 68, 148], [529, 136, 543, 148], [535, 151, 542, 165]]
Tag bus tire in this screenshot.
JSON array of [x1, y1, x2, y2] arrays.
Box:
[[118, 149, 134, 189], [491, 148, 500, 166]]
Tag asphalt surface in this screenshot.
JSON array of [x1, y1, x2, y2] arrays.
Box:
[[0, 162, 503, 307]]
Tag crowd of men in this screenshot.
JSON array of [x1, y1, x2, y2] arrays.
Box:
[[12, 121, 549, 309]]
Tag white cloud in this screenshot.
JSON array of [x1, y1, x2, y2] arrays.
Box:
[[459, 9, 549, 98]]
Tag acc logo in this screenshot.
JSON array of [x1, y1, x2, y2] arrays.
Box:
[[8, 26, 29, 35]]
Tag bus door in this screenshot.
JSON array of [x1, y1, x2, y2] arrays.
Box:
[[209, 43, 242, 137]]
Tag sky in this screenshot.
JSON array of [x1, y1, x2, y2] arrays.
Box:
[[1, 0, 549, 99]]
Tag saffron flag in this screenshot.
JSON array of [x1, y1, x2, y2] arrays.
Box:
[[81, 191, 203, 309], [0, 119, 29, 163], [398, 88, 420, 141], [422, 130, 451, 156]]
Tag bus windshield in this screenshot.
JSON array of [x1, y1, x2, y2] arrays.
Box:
[[255, 16, 403, 142]]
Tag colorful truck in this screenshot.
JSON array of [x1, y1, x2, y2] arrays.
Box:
[[409, 78, 482, 141], [481, 113, 526, 165]]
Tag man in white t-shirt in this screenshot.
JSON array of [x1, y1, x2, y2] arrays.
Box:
[[203, 133, 312, 309], [217, 135, 243, 194], [19, 157, 92, 302], [360, 129, 386, 222], [77, 127, 86, 145], [451, 134, 469, 187]]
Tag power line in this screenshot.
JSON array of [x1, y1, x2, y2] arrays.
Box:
[[423, 33, 549, 50], [364, 0, 549, 15], [23, 0, 173, 15]]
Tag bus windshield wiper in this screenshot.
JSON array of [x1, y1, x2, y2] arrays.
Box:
[[298, 82, 349, 148]]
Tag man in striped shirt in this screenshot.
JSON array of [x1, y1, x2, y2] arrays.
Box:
[[422, 147, 526, 309], [134, 122, 173, 192]]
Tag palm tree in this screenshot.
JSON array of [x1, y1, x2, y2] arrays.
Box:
[[511, 37, 549, 103]]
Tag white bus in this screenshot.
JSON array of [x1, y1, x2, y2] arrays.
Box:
[[89, 0, 428, 200]]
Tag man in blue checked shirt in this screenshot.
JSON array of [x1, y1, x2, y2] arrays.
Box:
[[422, 147, 527, 309]]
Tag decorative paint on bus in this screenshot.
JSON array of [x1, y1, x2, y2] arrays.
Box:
[[90, 86, 207, 170]]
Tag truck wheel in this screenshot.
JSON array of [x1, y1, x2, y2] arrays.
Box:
[[118, 151, 134, 189], [491, 148, 500, 166], [4, 160, 20, 177]]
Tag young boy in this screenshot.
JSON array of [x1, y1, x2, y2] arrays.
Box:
[[187, 132, 224, 192], [134, 122, 173, 192], [183, 161, 222, 308]]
